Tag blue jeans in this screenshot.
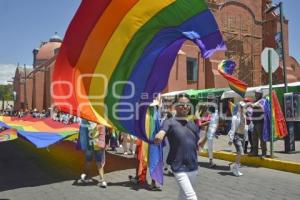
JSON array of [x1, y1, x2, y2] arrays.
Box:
[[85, 150, 105, 164]]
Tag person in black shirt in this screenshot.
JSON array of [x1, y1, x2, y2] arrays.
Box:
[[154, 94, 206, 200]]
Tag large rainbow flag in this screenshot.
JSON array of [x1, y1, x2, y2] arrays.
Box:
[[53, 0, 226, 141], [271, 91, 288, 139], [259, 91, 288, 141], [218, 60, 248, 98], [0, 116, 79, 148]]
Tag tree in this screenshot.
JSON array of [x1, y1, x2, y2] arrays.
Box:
[[0, 84, 13, 110]]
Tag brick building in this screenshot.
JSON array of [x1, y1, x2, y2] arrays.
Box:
[[164, 0, 300, 92], [13, 0, 300, 111], [13, 34, 61, 111]]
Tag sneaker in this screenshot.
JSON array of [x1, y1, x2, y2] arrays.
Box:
[[98, 180, 107, 188], [149, 184, 161, 191], [128, 175, 138, 184], [80, 173, 92, 183], [230, 164, 239, 177], [261, 152, 267, 158], [80, 173, 87, 181], [237, 170, 243, 176], [209, 161, 216, 168]]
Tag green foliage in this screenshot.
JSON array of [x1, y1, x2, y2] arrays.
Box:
[[0, 84, 13, 100]]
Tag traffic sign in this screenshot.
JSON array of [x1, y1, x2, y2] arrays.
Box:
[[261, 48, 280, 73]]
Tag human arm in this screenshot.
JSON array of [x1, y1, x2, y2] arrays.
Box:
[[154, 119, 171, 144], [199, 120, 210, 128], [228, 116, 237, 145], [198, 133, 207, 148], [154, 130, 166, 144]]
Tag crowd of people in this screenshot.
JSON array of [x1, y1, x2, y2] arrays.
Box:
[[0, 89, 268, 200], [0, 106, 79, 125], [75, 89, 267, 200]]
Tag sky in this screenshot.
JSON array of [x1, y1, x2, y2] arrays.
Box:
[[0, 0, 299, 84], [0, 0, 81, 84]]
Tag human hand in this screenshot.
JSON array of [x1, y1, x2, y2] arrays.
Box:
[[154, 137, 162, 145]]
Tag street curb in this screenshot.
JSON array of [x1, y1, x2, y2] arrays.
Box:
[[199, 151, 300, 174]]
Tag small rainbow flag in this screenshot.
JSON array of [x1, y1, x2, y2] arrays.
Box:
[[228, 101, 238, 116], [137, 105, 163, 185], [218, 60, 248, 98], [0, 116, 79, 148]]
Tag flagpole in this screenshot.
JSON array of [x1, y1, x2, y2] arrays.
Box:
[[268, 50, 274, 158]]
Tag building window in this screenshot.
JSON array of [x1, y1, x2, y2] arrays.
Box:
[[291, 64, 296, 71], [187, 57, 198, 82]]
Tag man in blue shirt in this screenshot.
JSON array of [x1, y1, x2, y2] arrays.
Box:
[[154, 93, 206, 200]]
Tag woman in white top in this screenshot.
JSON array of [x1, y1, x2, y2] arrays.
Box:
[[228, 101, 248, 177]]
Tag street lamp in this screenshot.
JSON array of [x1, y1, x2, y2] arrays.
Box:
[[265, 2, 288, 93], [266, 2, 295, 153]]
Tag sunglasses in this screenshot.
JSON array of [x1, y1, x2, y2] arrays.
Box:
[[175, 102, 191, 108]]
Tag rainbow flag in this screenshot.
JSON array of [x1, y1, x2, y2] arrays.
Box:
[[272, 91, 288, 139], [218, 60, 247, 98], [53, 0, 226, 141], [146, 106, 163, 185], [228, 101, 238, 116], [0, 116, 79, 148], [0, 128, 18, 143]]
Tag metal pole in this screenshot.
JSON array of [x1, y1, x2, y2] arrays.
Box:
[[279, 2, 288, 93], [24, 64, 28, 110], [268, 50, 274, 158]]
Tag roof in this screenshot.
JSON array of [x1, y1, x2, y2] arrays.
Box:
[[16, 67, 33, 77], [221, 82, 300, 99]]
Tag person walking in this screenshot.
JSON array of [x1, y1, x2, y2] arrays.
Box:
[[79, 119, 107, 188], [154, 93, 206, 200], [228, 101, 248, 177]]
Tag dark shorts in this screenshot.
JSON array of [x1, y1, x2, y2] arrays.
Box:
[[85, 150, 105, 164], [233, 134, 244, 155]]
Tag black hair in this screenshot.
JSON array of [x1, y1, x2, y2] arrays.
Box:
[[174, 93, 191, 104]]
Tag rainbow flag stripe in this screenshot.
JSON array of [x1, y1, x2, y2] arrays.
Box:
[[218, 60, 247, 98], [272, 91, 288, 139], [53, 0, 226, 141], [0, 116, 79, 148], [228, 101, 238, 116], [0, 128, 18, 143]]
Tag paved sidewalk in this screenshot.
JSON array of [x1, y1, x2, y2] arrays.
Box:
[[1, 156, 300, 200], [209, 135, 300, 162], [200, 135, 300, 174]]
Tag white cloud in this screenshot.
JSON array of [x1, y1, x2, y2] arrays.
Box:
[[0, 64, 32, 85]]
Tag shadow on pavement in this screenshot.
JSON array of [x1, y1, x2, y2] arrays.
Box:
[[217, 172, 236, 176], [107, 180, 162, 192], [72, 178, 99, 186], [0, 140, 136, 192], [198, 161, 230, 171], [275, 150, 300, 154]]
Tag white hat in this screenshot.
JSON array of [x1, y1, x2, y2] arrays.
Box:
[[255, 88, 263, 94], [150, 99, 160, 106], [239, 101, 246, 107]]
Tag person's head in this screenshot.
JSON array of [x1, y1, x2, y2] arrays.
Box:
[[255, 88, 263, 100], [174, 93, 191, 117], [238, 101, 247, 115]]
